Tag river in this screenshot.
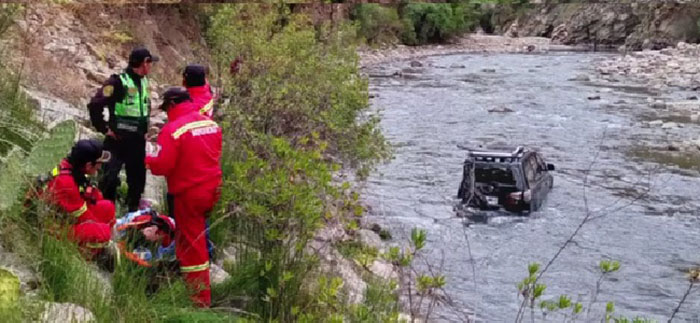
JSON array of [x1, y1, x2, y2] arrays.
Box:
[[363, 52, 700, 322]]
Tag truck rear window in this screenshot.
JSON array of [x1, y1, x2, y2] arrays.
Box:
[[475, 166, 516, 185]]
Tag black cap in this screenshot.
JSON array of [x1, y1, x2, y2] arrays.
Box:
[[183, 64, 207, 87], [128, 47, 160, 67], [160, 86, 191, 110], [69, 139, 111, 167]]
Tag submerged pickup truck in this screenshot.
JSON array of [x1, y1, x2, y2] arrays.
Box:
[[457, 146, 555, 213]]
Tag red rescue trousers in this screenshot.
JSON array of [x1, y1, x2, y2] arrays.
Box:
[[173, 181, 220, 307], [72, 200, 115, 257]]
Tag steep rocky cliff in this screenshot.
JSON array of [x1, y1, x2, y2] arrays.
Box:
[[9, 3, 207, 124], [494, 1, 700, 51]]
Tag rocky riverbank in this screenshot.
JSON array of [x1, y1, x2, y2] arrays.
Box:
[[596, 42, 700, 91], [359, 34, 576, 68], [594, 42, 700, 170]]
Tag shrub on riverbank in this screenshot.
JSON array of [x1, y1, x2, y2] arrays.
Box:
[[206, 4, 393, 321], [351, 2, 483, 46], [351, 4, 403, 46], [400, 3, 477, 45]]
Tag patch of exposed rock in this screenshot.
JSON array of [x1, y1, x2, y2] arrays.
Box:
[[493, 1, 700, 51], [40, 302, 95, 323]]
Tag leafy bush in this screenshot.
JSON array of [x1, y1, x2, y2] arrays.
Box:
[[400, 3, 477, 45], [351, 4, 403, 46], [0, 6, 43, 160], [208, 5, 388, 175], [207, 4, 392, 321]]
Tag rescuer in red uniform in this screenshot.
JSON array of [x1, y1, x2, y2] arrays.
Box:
[[145, 87, 222, 307], [45, 139, 115, 257], [182, 64, 215, 118]]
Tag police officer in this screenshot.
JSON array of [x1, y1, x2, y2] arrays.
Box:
[[88, 47, 158, 212]]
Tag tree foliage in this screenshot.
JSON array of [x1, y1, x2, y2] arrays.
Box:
[[207, 5, 391, 321]]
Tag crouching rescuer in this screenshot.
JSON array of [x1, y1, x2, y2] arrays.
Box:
[[42, 139, 115, 257], [145, 87, 222, 307]]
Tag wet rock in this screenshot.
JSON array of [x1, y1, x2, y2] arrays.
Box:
[[650, 102, 666, 109], [449, 64, 466, 69], [40, 302, 95, 323], [648, 119, 664, 126], [686, 96, 698, 100], [667, 144, 680, 151], [409, 60, 423, 68], [400, 73, 421, 80], [487, 106, 515, 113], [402, 68, 423, 74], [661, 122, 679, 129], [481, 68, 496, 73], [568, 74, 590, 82], [587, 95, 601, 100], [460, 74, 482, 83]]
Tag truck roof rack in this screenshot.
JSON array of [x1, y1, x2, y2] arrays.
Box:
[[464, 146, 525, 163]]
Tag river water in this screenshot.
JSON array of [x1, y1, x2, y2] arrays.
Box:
[[363, 53, 700, 322]]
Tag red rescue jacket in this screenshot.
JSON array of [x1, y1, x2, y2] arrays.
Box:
[[187, 84, 214, 118], [45, 159, 103, 222], [145, 101, 222, 195]]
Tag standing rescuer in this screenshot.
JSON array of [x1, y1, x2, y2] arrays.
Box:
[[182, 64, 215, 118], [145, 86, 222, 307], [44, 139, 115, 257], [88, 47, 159, 212]]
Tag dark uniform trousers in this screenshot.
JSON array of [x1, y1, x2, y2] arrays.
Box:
[[99, 134, 146, 212]]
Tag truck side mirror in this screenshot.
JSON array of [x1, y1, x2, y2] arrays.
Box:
[[547, 164, 555, 171]]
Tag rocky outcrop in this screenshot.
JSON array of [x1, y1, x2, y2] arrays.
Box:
[[11, 3, 206, 113], [498, 3, 639, 48], [625, 1, 700, 50], [493, 1, 700, 51]]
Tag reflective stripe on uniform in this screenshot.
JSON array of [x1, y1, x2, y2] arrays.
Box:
[[70, 202, 88, 218], [85, 241, 107, 249], [180, 261, 210, 273], [199, 99, 214, 115], [172, 120, 218, 139]]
